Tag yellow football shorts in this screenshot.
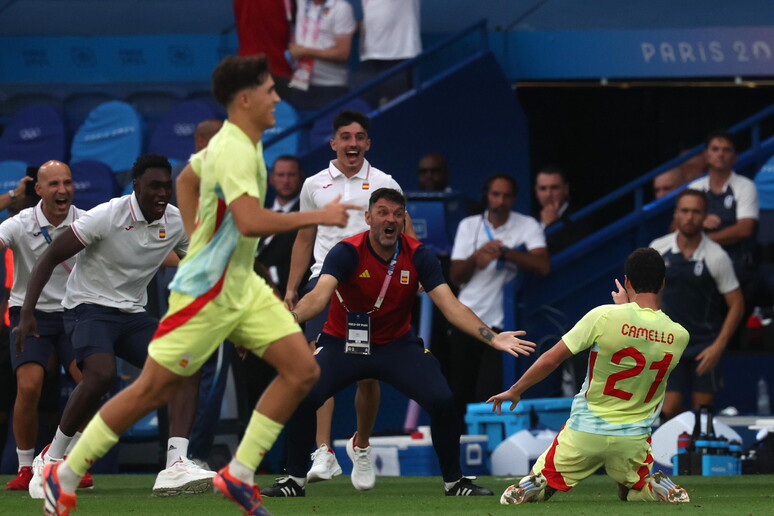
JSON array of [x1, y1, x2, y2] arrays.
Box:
[[532, 425, 654, 492], [148, 280, 300, 377]]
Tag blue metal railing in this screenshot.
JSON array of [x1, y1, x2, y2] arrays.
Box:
[[548, 103, 774, 249], [506, 103, 774, 394], [263, 19, 490, 150]]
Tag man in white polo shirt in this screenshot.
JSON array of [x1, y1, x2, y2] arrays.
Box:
[[287, 0, 356, 112], [0, 162, 83, 492], [17, 154, 210, 498], [284, 109, 412, 491], [449, 174, 550, 430]]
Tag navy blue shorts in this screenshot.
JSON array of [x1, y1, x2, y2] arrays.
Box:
[[9, 307, 72, 373], [63, 304, 157, 367], [301, 276, 330, 344], [0, 326, 15, 410], [666, 342, 724, 394]]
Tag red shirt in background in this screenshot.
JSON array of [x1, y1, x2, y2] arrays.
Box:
[[233, 0, 294, 79]]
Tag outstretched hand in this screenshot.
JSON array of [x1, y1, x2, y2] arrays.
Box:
[[611, 278, 629, 304], [487, 388, 521, 415], [491, 330, 536, 358], [319, 194, 362, 228]]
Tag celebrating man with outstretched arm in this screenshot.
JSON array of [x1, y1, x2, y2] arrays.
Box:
[[263, 188, 535, 498]]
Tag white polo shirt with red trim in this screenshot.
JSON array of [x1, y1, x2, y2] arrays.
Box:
[[300, 159, 402, 278], [0, 202, 83, 312], [64, 193, 188, 313]]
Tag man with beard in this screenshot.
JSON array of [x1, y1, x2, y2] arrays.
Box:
[[448, 174, 550, 429], [264, 188, 536, 497], [650, 188, 743, 419]]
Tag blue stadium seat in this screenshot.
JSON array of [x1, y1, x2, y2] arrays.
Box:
[[126, 88, 185, 136], [0, 104, 67, 165], [63, 91, 117, 136], [262, 100, 300, 169], [0, 160, 29, 220], [120, 181, 134, 196], [3, 92, 64, 116], [307, 97, 372, 150], [755, 154, 774, 211], [70, 160, 120, 210], [147, 99, 220, 164], [70, 101, 143, 177]]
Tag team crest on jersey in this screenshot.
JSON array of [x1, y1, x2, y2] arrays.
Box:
[[359, 269, 371, 278], [362, 181, 370, 190], [159, 228, 166, 239], [178, 353, 193, 368], [693, 260, 704, 276], [724, 194, 734, 209], [400, 270, 410, 284]]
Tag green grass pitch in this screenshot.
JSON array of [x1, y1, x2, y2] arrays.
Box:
[[2, 474, 773, 515]]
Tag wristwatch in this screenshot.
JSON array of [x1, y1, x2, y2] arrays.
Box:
[[7, 189, 16, 200], [499, 245, 509, 257]]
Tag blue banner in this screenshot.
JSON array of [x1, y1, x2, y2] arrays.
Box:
[[499, 27, 774, 80], [0, 34, 237, 84]]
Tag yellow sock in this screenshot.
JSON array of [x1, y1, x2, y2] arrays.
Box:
[[234, 411, 283, 472], [65, 413, 119, 476], [627, 483, 658, 502]]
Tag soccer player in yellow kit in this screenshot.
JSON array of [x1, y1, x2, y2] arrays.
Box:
[[489, 248, 691, 504], [39, 54, 359, 516]]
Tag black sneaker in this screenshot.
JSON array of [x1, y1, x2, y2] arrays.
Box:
[[262, 476, 305, 497], [444, 477, 493, 496]]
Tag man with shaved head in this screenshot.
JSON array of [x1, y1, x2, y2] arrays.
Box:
[[193, 119, 223, 152], [653, 168, 682, 199], [170, 118, 223, 207], [0, 161, 85, 491]]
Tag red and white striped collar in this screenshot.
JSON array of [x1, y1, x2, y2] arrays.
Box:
[[128, 192, 167, 225], [327, 159, 371, 181], [33, 200, 78, 229]]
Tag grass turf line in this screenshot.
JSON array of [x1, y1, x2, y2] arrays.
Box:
[[1, 474, 773, 515]]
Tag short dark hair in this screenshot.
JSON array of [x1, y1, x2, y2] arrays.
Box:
[[704, 129, 736, 152], [675, 188, 708, 211], [626, 248, 665, 294], [537, 165, 568, 184], [483, 174, 518, 197], [132, 153, 171, 179], [333, 110, 370, 134], [272, 154, 302, 173], [211, 55, 271, 108], [369, 188, 406, 209]]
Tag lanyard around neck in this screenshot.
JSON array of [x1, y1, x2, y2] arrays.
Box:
[[35, 210, 73, 274], [335, 239, 400, 314], [301, 0, 333, 44]]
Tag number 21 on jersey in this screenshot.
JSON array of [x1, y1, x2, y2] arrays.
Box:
[[599, 347, 673, 403]]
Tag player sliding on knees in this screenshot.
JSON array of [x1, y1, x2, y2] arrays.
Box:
[[489, 248, 690, 505]]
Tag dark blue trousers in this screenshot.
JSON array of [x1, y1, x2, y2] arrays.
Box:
[[285, 332, 462, 482]]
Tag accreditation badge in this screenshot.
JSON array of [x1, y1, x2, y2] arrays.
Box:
[[345, 311, 371, 355]]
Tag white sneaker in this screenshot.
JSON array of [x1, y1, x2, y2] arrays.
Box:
[[345, 435, 375, 490], [29, 444, 60, 500], [152, 457, 216, 497], [500, 474, 547, 504], [648, 471, 690, 503], [306, 444, 342, 483]]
